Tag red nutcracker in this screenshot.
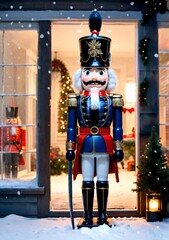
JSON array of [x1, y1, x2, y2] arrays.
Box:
[[3, 105, 26, 178]]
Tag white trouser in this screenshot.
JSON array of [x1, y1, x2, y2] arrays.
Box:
[[81, 153, 109, 181]]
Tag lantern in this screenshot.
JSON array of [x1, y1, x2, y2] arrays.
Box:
[[146, 193, 163, 222]]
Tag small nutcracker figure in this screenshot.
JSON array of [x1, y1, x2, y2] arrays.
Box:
[[66, 10, 124, 227], [3, 105, 25, 178]]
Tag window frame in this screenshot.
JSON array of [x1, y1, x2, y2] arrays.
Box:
[[158, 25, 169, 150], [0, 24, 38, 180]]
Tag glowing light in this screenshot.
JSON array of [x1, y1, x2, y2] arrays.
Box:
[[149, 199, 160, 211], [125, 83, 136, 102]]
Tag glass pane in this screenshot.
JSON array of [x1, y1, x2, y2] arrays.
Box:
[[3, 66, 37, 94], [159, 53, 169, 66], [159, 97, 169, 123], [0, 28, 37, 183], [1, 96, 36, 125], [159, 68, 169, 94], [160, 125, 169, 150], [0, 31, 2, 65], [158, 28, 169, 51], [50, 21, 137, 211], [0, 67, 2, 93], [0, 97, 37, 180], [4, 30, 38, 65]]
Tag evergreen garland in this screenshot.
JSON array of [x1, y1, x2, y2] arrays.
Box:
[[141, 0, 167, 25], [139, 77, 149, 105], [51, 58, 74, 133], [138, 37, 150, 105], [139, 37, 150, 66], [133, 126, 169, 194]]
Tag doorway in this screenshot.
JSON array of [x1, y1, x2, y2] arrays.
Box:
[[50, 20, 138, 212]]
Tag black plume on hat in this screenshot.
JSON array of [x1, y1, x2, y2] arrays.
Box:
[[79, 10, 111, 67], [89, 10, 102, 33]]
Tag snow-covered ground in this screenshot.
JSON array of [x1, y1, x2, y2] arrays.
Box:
[[1, 214, 169, 240], [0, 168, 169, 239]]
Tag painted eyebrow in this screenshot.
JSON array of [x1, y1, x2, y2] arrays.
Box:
[[83, 68, 106, 71], [83, 68, 92, 71]]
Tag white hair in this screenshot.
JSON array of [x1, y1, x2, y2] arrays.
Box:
[[72, 68, 117, 94]]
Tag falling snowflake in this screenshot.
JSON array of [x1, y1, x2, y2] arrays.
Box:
[[87, 39, 103, 58], [40, 34, 44, 39]]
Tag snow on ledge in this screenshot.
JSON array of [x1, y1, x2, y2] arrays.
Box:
[[0, 178, 38, 188]]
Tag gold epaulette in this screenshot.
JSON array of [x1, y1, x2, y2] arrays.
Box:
[[67, 93, 78, 107], [112, 94, 124, 107]]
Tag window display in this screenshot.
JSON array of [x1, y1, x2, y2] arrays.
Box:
[[0, 28, 38, 182]]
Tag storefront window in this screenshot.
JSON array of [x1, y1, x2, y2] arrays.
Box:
[[0, 26, 38, 183], [158, 28, 169, 156]]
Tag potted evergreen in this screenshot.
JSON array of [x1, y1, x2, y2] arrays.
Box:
[[133, 126, 169, 221]]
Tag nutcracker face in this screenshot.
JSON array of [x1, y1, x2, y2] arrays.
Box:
[[81, 67, 108, 92], [6, 118, 17, 125]]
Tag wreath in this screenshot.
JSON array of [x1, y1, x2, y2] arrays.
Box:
[[51, 58, 74, 133]]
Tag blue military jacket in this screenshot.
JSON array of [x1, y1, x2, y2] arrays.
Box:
[[67, 91, 123, 153]]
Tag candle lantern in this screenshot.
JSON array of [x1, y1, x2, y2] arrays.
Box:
[[146, 193, 163, 222]]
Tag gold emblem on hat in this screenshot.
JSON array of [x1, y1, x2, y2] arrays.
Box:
[[87, 39, 103, 58]]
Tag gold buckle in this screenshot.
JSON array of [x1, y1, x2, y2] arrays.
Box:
[[90, 126, 99, 135]]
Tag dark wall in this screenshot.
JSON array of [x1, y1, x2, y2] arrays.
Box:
[[0, 0, 140, 11], [138, 15, 159, 155]]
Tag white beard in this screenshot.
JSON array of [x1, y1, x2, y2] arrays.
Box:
[[90, 87, 100, 110]]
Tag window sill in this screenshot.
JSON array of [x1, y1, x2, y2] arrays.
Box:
[[0, 187, 45, 195]]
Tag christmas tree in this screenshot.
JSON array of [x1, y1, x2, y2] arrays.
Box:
[[134, 126, 169, 195], [50, 146, 68, 175], [51, 57, 74, 133]]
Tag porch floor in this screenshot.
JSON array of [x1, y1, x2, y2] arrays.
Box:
[[50, 167, 137, 210]]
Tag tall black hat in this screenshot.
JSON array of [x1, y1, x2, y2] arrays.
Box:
[[6, 107, 18, 118], [79, 10, 111, 67]]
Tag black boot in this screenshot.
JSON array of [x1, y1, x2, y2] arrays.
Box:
[[82, 181, 94, 225], [97, 181, 109, 225]]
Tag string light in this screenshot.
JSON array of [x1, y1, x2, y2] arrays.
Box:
[[139, 37, 150, 65], [51, 58, 74, 133]]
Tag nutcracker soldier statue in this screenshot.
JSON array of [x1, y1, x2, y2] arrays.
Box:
[[2, 104, 25, 178], [66, 10, 124, 228]]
